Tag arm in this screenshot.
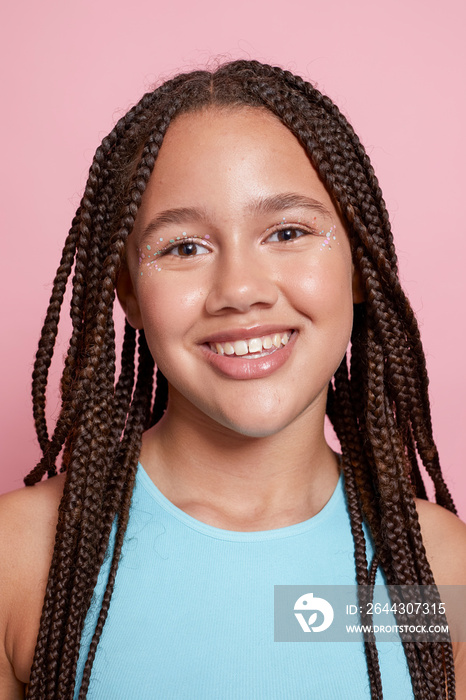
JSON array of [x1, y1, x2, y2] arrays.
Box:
[[0, 475, 64, 698], [0, 491, 28, 699], [415, 498, 466, 698]]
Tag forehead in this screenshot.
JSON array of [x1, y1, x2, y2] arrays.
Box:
[[155, 105, 310, 174], [136, 106, 339, 225], [161, 105, 297, 150]]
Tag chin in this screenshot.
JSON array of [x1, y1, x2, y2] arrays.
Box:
[[210, 404, 306, 440], [225, 422, 286, 439]]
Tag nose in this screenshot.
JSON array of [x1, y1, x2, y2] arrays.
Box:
[[204, 249, 278, 315]]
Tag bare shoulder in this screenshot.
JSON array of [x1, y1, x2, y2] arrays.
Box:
[[414, 496, 466, 585], [0, 472, 65, 527], [0, 474, 65, 694], [0, 474, 65, 577]]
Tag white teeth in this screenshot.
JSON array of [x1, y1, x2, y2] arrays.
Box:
[[248, 338, 262, 353], [233, 340, 249, 356], [262, 336, 273, 349], [210, 331, 292, 357]]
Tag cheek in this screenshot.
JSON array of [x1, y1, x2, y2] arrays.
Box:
[[135, 275, 206, 357], [284, 250, 354, 321]]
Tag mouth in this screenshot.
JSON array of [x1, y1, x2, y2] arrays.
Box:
[[207, 331, 293, 359], [201, 329, 297, 380]]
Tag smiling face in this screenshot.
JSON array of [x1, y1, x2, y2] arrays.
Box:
[[118, 106, 359, 438]]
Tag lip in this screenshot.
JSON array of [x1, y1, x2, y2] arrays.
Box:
[[201, 324, 295, 344], [200, 330, 297, 380]]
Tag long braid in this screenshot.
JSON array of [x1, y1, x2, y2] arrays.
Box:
[[365, 328, 441, 698], [78, 330, 155, 697], [330, 360, 383, 697], [150, 368, 169, 426], [26, 60, 456, 698], [29, 211, 81, 477]]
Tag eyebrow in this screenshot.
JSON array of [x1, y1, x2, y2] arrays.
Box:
[[139, 193, 332, 243], [139, 207, 209, 245], [247, 193, 332, 219]]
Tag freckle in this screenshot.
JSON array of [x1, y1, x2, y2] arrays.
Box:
[[146, 245, 151, 250]]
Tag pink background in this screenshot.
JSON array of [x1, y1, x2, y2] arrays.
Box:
[[1, 0, 464, 516]]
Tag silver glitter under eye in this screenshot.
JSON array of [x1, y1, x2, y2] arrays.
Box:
[[137, 233, 212, 275], [317, 225, 338, 251], [265, 220, 337, 248]]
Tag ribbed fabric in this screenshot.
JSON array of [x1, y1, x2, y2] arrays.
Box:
[[74, 464, 415, 699]]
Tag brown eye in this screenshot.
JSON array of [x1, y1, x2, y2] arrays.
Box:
[[177, 242, 197, 256], [166, 240, 210, 257], [278, 228, 299, 241], [267, 227, 308, 243]]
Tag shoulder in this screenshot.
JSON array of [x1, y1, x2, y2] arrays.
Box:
[[0, 474, 65, 692], [0, 472, 65, 529], [414, 497, 466, 585], [0, 475, 65, 581]]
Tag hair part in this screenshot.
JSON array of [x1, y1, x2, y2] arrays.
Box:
[[26, 60, 456, 699]]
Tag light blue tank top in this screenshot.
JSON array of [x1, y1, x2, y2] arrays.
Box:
[[74, 464, 415, 699]]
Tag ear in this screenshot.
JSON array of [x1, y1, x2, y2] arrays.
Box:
[[116, 262, 144, 329], [352, 265, 365, 304]]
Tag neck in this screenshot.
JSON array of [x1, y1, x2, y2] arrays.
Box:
[[139, 393, 341, 530]]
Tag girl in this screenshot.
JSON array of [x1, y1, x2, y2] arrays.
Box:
[[0, 60, 465, 700]]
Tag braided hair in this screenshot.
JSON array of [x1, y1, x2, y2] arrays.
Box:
[[25, 60, 456, 699]]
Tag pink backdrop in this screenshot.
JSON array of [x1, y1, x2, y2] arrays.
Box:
[[1, 0, 464, 516]]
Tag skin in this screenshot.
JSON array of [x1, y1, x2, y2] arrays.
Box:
[[0, 106, 465, 697]]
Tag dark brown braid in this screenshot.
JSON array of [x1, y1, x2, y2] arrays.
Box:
[[25, 60, 456, 699]]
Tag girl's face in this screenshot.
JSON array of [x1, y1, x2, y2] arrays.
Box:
[[119, 106, 360, 438]]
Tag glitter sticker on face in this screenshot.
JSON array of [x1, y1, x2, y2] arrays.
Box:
[[265, 218, 338, 251], [137, 223, 338, 276], [138, 232, 212, 276], [318, 225, 338, 251], [138, 243, 163, 275]]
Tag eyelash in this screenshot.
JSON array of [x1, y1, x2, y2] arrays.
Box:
[[156, 225, 316, 258], [158, 237, 211, 257], [264, 225, 315, 243]]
